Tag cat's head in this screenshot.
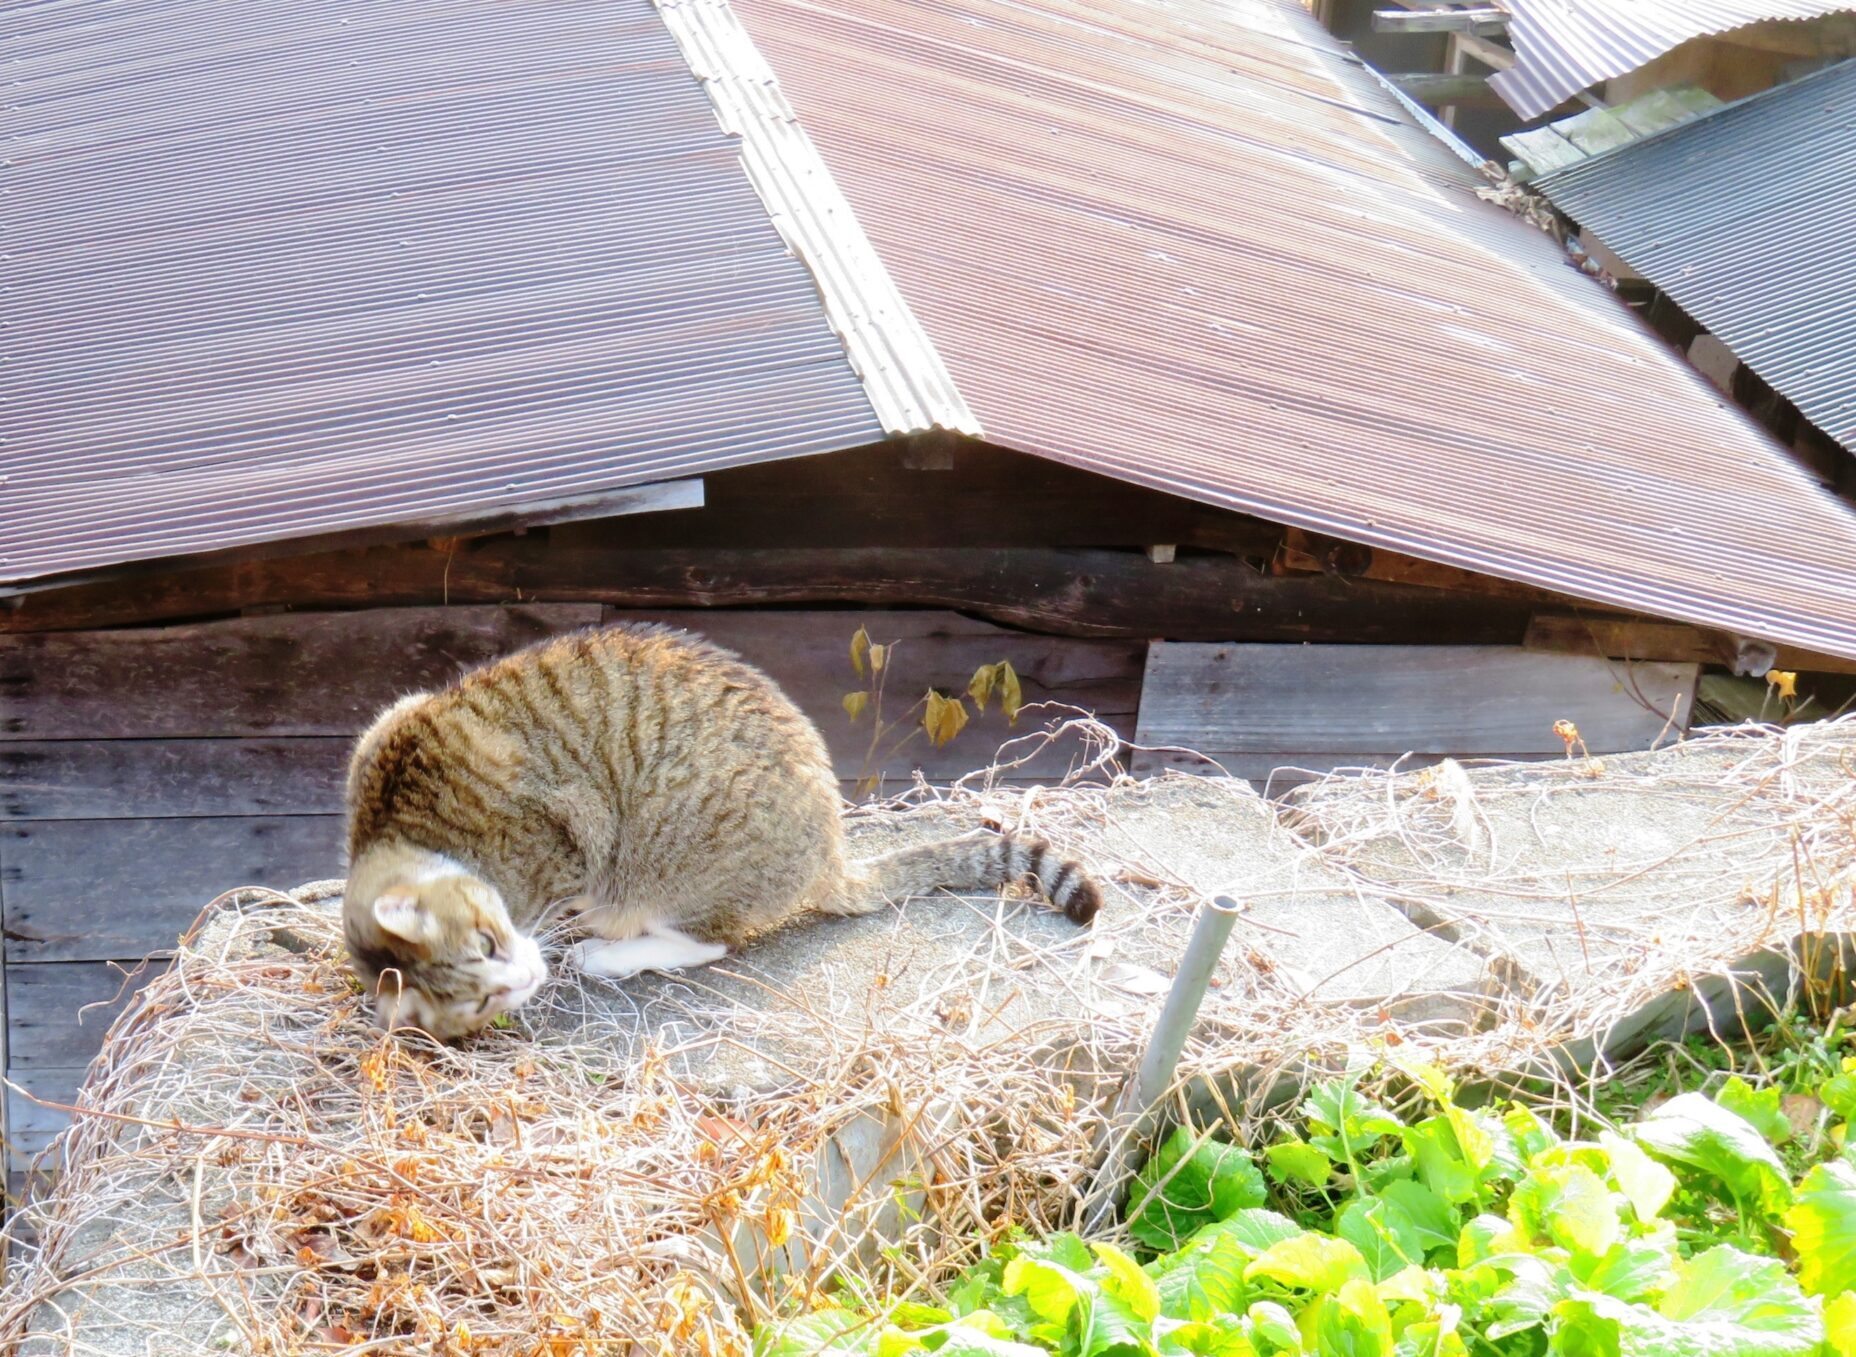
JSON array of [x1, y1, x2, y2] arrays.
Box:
[[344, 873, 547, 1041]]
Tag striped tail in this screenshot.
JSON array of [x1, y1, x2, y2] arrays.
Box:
[[853, 830, 1101, 923]]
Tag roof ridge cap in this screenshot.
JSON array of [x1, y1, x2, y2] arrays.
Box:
[[654, 0, 981, 437]]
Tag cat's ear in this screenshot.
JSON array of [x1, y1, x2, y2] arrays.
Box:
[[373, 889, 437, 943]]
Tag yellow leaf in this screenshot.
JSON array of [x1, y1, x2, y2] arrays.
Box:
[[842, 691, 870, 722], [849, 626, 870, 678], [868, 643, 888, 674], [999, 660, 1024, 725], [1767, 668, 1798, 700], [1552, 719, 1580, 754], [923, 691, 970, 747], [968, 662, 998, 712]]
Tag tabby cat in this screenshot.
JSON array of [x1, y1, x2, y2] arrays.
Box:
[[342, 623, 1101, 1039]]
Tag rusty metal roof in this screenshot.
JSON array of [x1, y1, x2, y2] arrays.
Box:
[[728, 0, 1856, 659], [0, 0, 886, 587], [1490, 0, 1856, 120], [1538, 61, 1856, 451]]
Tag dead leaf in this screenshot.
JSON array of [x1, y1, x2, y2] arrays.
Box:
[[1783, 1093, 1823, 1140], [1766, 668, 1798, 700], [841, 690, 870, 722], [922, 690, 969, 747], [849, 626, 871, 678], [968, 662, 998, 712], [999, 660, 1024, 724]]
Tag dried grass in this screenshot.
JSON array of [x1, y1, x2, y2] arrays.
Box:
[[2, 714, 1852, 1355]]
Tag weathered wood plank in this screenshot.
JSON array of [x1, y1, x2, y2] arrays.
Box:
[[5, 1069, 75, 1174], [0, 605, 604, 740], [1135, 644, 1697, 758], [1, 544, 1546, 643], [1387, 73, 1503, 105], [1373, 7, 1505, 34], [615, 610, 1142, 786], [0, 739, 351, 821], [2, 817, 344, 963], [5, 962, 161, 1070]]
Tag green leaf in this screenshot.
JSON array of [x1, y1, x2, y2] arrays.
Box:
[[1376, 1180, 1459, 1256], [1267, 1139, 1335, 1190], [1821, 1059, 1856, 1122], [1246, 1234, 1369, 1294], [1404, 1117, 1479, 1206], [1785, 1158, 1856, 1296], [1248, 1301, 1300, 1354], [1200, 1209, 1307, 1255], [1130, 1127, 1268, 1252], [1305, 1081, 1405, 1160], [1509, 1162, 1620, 1259], [1092, 1241, 1161, 1324], [1573, 1235, 1676, 1305], [756, 1310, 873, 1355], [921, 1333, 1050, 1357], [1598, 1132, 1675, 1223], [1506, 1105, 1562, 1162], [1335, 1198, 1424, 1282], [1156, 1315, 1256, 1356], [843, 690, 871, 722], [1823, 1292, 1856, 1357], [1155, 1226, 1251, 1322], [1716, 1078, 1791, 1146], [1633, 1092, 1792, 1215], [1311, 1277, 1393, 1357], [1552, 1247, 1821, 1357], [1003, 1255, 1088, 1325]]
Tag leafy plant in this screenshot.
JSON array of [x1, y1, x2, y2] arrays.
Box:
[[841, 627, 1028, 797], [760, 1038, 1856, 1357]]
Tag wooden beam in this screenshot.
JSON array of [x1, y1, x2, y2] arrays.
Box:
[[1373, 7, 1506, 35], [1387, 72, 1504, 105], [0, 546, 1543, 645], [1523, 613, 1856, 676], [1452, 31, 1517, 69]]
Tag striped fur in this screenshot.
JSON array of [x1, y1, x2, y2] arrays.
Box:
[[343, 623, 1099, 1038]]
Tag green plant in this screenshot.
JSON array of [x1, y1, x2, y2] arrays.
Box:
[[841, 626, 1026, 797], [758, 1051, 1856, 1357]]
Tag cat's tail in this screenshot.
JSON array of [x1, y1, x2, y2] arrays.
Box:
[[838, 830, 1102, 924]]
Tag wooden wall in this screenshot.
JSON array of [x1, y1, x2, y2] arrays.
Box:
[[0, 601, 1705, 1173]]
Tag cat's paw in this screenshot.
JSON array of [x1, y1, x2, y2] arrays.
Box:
[[568, 932, 728, 980]]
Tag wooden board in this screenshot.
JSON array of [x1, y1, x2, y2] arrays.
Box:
[[0, 738, 350, 820], [613, 610, 1142, 784], [0, 605, 604, 740], [5, 1069, 75, 1174], [5, 962, 161, 1070], [2, 817, 344, 962], [1134, 644, 1697, 760]]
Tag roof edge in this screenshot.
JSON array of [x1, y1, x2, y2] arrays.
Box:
[[654, 0, 981, 438]]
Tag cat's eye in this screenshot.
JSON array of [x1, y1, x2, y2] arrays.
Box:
[[476, 930, 497, 958]]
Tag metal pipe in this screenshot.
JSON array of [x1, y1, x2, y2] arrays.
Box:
[[1081, 894, 1243, 1234]]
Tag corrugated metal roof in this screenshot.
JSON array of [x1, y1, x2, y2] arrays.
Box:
[[0, 0, 885, 587], [655, 0, 980, 434], [1537, 61, 1856, 451], [1490, 0, 1856, 120], [728, 0, 1856, 658]]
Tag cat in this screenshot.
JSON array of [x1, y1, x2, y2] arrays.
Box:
[[342, 622, 1102, 1039]]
